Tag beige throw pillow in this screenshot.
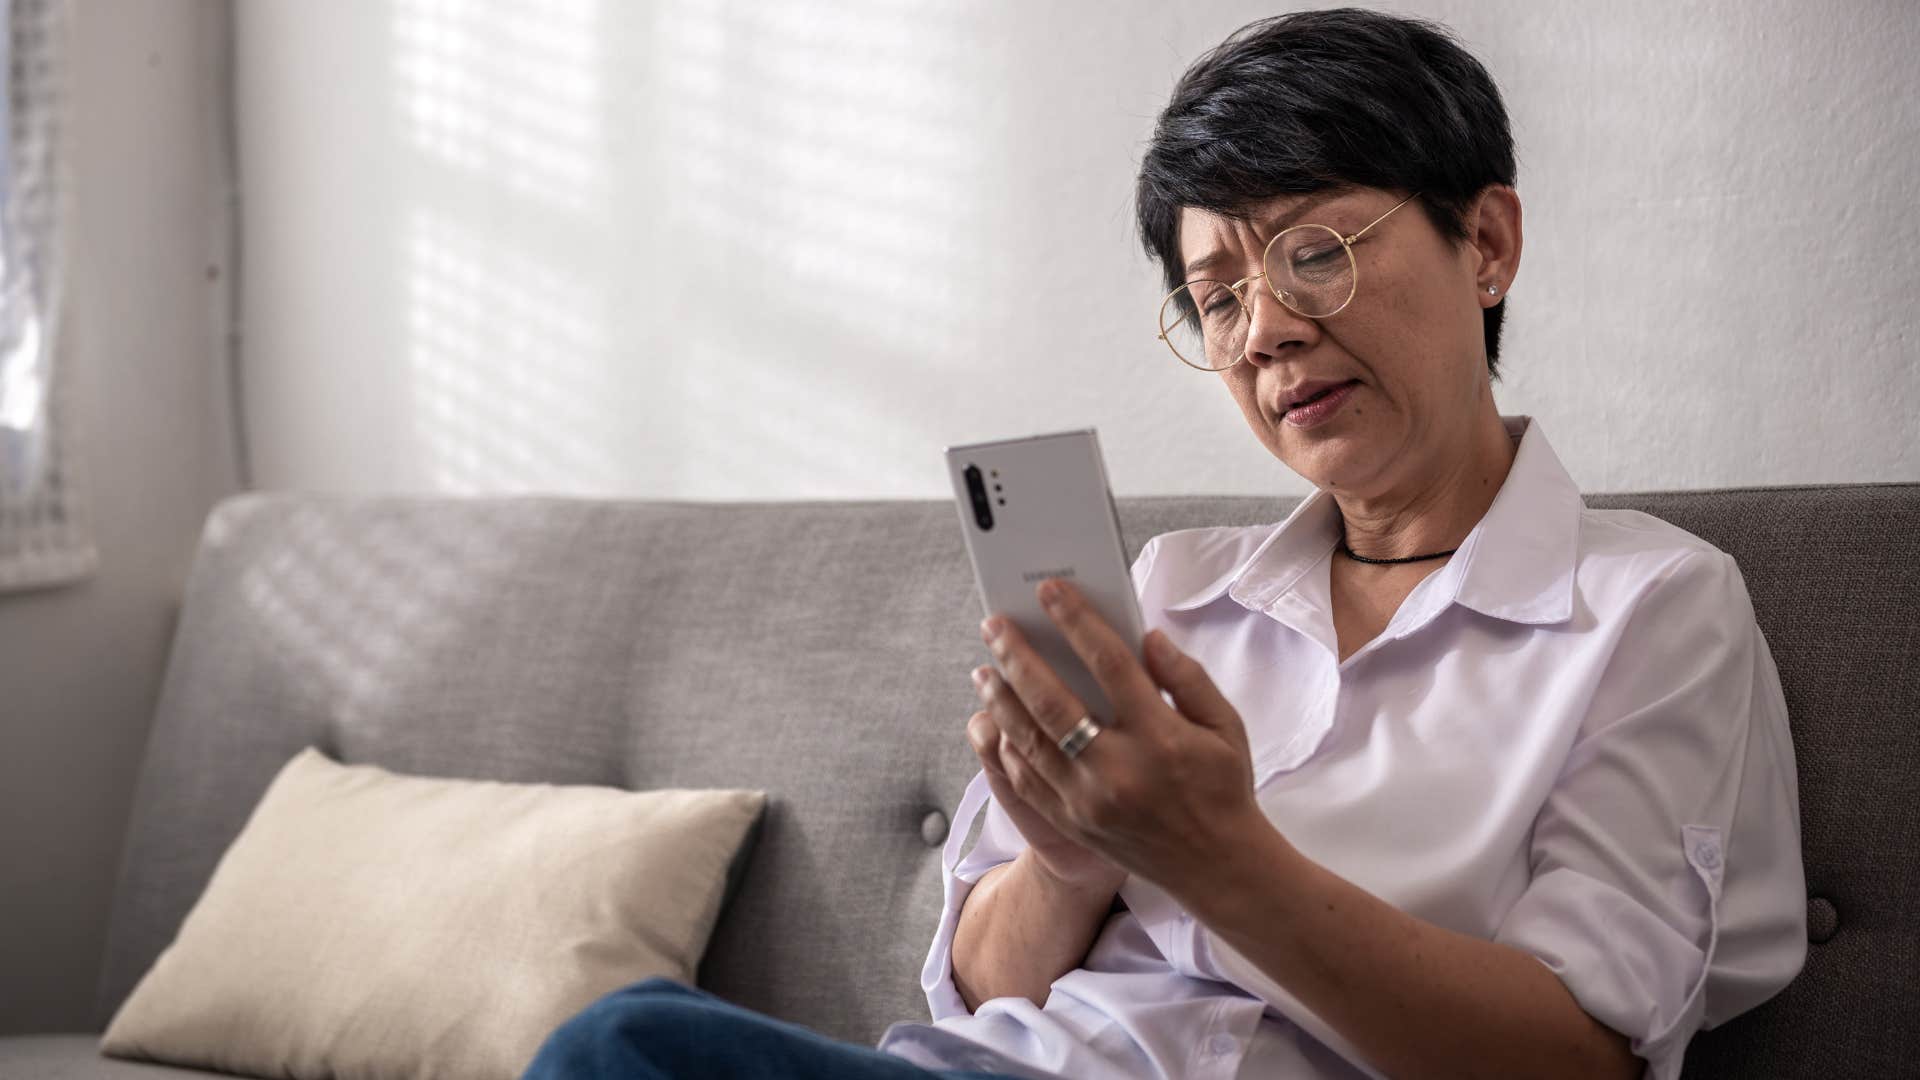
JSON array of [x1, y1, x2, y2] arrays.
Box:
[[101, 747, 766, 1080]]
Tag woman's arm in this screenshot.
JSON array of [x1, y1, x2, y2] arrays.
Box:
[[951, 848, 1118, 1012], [1185, 821, 1639, 1080]]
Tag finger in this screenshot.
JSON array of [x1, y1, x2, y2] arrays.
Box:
[[980, 618, 1100, 751], [1142, 629, 1238, 732], [966, 708, 1007, 778], [996, 730, 1075, 828], [1035, 578, 1163, 720], [976, 665, 1084, 792], [968, 708, 1029, 803]]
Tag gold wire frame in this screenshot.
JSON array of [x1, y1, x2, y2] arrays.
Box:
[[1155, 191, 1422, 372]]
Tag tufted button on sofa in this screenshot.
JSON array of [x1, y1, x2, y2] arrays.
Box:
[[1805, 897, 1840, 945]]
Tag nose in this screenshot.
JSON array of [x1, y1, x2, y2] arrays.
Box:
[[1240, 277, 1319, 367]]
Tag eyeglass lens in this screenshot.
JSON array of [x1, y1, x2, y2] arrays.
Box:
[[1158, 225, 1358, 370]]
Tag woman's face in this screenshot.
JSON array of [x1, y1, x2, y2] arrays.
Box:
[[1176, 185, 1516, 498]]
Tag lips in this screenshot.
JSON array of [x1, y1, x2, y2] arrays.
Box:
[[1281, 378, 1361, 413], [1280, 379, 1359, 429]]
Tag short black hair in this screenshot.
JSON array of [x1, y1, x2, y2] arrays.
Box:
[[1136, 8, 1516, 377]]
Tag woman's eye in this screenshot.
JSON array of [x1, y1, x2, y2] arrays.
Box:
[[1202, 297, 1240, 321]]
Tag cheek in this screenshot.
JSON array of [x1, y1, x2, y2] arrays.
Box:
[[1380, 249, 1480, 359], [1220, 369, 1262, 417], [1216, 366, 1241, 394], [1343, 276, 1451, 400]]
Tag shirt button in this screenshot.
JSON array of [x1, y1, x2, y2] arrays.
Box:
[[1206, 1033, 1237, 1056], [1693, 839, 1722, 870]]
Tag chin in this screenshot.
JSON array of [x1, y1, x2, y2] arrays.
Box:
[[1273, 424, 1381, 491]]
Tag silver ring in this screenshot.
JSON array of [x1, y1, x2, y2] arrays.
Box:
[[1057, 716, 1103, 760]]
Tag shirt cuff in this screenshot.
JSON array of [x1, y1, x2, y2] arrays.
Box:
[[920, 769, 1019, 1021]]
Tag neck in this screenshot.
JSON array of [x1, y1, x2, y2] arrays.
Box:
[[1332, 410, 1518, 563]]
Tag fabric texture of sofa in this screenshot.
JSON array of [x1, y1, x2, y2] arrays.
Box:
[[2, 484, 1915, 1078]]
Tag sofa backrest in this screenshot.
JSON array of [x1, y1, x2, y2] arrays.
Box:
[[98, 485, 1919, 1076]]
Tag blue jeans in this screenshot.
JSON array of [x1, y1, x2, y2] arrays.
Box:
[[523, 977, 1027, 1080]]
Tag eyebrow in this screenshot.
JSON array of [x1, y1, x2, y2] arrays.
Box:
[[1181, 188, 1353, 279]]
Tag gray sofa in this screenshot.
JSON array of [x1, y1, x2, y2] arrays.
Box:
[[3, 485, 1916, 1078]]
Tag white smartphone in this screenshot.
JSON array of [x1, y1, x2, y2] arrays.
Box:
[[944, 428, 1147, 725]]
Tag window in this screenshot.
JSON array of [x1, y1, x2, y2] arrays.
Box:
[[0, 0, 89, 592]]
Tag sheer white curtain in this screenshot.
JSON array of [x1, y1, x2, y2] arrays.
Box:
[[0, 0, 87, 591]]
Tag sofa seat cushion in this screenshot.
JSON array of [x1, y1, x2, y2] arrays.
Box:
[[0, 1035, 223, 1078]]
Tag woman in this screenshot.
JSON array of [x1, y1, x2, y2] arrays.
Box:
[[526, 9, 1806, 1079]]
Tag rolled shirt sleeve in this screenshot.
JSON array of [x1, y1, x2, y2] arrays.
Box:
[[1494, 549, 1808, 1077], [919, 769, 1033, 1020]]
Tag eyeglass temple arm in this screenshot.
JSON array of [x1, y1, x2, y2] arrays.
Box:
[[1343, 191, 1422, 245]]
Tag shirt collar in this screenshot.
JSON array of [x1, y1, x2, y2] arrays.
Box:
[[1164, 415, 1581, 627]]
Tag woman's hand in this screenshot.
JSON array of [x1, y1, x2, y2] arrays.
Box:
[[966, 700, 1126, 893], [969, 576, 1269, 898]]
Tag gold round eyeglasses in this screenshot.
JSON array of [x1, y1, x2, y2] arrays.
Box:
[[1155, 191, 1421, 372]]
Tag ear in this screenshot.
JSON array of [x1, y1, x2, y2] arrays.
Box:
[[1468, 184, 1522, 308]]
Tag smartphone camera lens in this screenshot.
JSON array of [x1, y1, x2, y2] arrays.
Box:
[[964, 464, 994, 531]]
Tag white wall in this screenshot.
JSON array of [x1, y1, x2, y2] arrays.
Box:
[[235, 0, 1918, 500], [0, 0, 238, 1033]]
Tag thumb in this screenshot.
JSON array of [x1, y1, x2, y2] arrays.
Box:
[[1143, 629, 1239, 733]]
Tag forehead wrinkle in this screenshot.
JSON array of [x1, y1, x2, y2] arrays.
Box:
[[1179, 214, 1264, 280], [1180, 186, 1359, 278], [1244, 185, 1354, 232]]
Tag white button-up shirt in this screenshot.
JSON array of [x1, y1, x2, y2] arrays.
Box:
[[877, 415, 1807, 1079]]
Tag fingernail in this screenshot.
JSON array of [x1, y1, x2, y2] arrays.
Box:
[[981, 616, 1003, 641], [971, 666, 988, 687], [1038, 580, 1063, 608]]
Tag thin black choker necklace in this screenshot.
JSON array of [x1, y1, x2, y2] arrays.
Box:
[[1337, 536, 1459, 565]]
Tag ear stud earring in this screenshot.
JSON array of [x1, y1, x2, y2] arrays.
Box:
[[1486, 284, 1499, 295]]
